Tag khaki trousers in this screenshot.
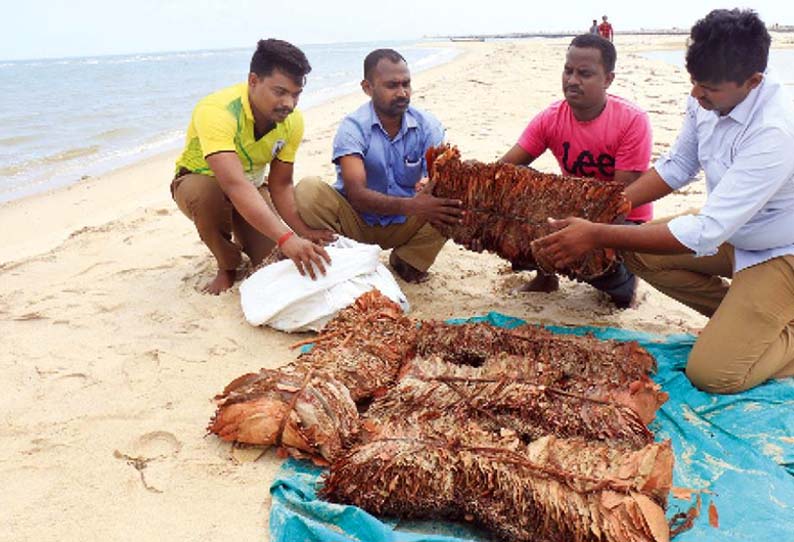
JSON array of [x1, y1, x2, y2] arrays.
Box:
[[624, 218, 794, 394], [295, 177, 447, 272], [171, 173, 275, 270]]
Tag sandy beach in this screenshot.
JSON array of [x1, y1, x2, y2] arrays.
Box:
[[2, 33, 793, 541]]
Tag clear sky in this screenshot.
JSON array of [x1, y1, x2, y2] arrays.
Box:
[[2, 0, 793, 61]]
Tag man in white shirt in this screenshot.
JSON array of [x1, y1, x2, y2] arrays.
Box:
[[532, 8, 794, 394]]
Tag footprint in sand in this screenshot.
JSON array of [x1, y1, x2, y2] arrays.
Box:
[[122, 351, 161, 390], [45, 372, 95, 397], [130, 431, 182, 459], [114, 431, 183, 493]]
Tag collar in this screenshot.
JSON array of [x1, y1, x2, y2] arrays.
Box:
[[726, 76, 765, 125], [241, 82, 255, 122], [368, 102, 417, 138]]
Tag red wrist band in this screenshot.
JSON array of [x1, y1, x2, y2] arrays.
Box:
[[277, 231, 294, 248]]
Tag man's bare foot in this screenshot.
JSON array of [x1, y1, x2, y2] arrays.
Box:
[[389, 252, 429, 283], [202, 269, 237, 295], [517, 272, 560, 293]]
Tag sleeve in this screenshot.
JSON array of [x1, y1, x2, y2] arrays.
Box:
[[421, 112, 445, 177], [424, 112, 445, 147], [614, 109, 652, 172], [332, 118, 367, 163], [517, 108, 550, 158], [653, 97, 702, 190], [276, 110, 304, 163], [667, 125, 794, 256], [193, 103, 237, 157]]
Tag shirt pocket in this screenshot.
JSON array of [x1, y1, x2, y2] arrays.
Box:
[[398, 155, 424, 188]]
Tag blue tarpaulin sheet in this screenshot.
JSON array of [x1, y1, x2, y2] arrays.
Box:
[[270, 312, 794, 541]]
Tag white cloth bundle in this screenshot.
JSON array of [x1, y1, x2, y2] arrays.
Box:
[[239, 236, 409, 332]]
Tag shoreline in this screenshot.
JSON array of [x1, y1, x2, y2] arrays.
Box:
[[5, 30, 790, 219], [0, 41, 462, 209], [0, 42, 469, 266], [440, 26, 794, 40]]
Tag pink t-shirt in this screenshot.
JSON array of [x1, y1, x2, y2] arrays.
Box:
[[517, 94, 653, 222]]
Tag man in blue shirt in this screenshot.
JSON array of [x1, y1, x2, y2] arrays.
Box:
[[296, 49, 462, 282], [532, 9, 794, 394]]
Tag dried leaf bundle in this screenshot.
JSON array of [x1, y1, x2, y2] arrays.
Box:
[[291, 290, 417, 401], [416, 321, 667, 425], [363, 355, 655, 448], [322, 423, 672, 542], [208, 368, 358, 462], [426, 144, 631, 280], [208, 291, 416, 462]]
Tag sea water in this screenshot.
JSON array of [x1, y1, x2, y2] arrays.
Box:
[[0, 41, 458, 203], [640, 48, 794, 87]]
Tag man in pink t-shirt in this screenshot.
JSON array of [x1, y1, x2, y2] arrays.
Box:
[[501, 33, 652, 307]]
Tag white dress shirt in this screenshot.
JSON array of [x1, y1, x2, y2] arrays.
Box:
[[654, 75, 794, 272]]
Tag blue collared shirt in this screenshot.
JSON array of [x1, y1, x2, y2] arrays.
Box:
[[332, 102, 445, 226], [655, 75, 794, 272]]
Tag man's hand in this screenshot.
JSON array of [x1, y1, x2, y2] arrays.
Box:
[[298, 227, 336, 245], [531, 217, 600, 269], [280, 235, 332, 280], [409, 179, 463, 227]]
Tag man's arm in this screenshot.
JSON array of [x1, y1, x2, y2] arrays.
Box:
[[499, 143, 536, 166], [207, 152, 330, 278], [624, 167, 674, 208], [533, 219, 688, 270], [266, 158, 335, 244], [613, 169, 641, 188], [531, 167, 685, 268], [339, 154, 462, 226], [208, 152, 288, 239]]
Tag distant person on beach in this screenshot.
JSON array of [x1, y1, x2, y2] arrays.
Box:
[[533, 9, 794, 394], [295, 49, 462, 283], [598, 15, 614, 41], [171, 39, 333, 294], [590, 19, 599, 34], [499, 33, 652, 308]]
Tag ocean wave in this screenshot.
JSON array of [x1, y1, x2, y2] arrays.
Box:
[[92, 127, 137, 141], [5, 49, 245, 69], [411, 49, 460, 70], [111, 130, 184, 157], [311, 70, 355, 81], [0, 134, 37, 146], [0, 145, 101, 177], [0, 130, 185, 203]]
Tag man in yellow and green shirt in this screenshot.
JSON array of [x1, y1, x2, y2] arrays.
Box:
[[172, 39, 333, 294]]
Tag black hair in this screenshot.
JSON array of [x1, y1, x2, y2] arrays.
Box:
[[250, 39, 311, 84], [569, 34, 616, 72], [686, 9, 770, 84], [363, 49, 406, 81]]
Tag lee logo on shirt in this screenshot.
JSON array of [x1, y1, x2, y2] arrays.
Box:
[[561, 142, 615, 177], [272, 139, 285, 158]]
